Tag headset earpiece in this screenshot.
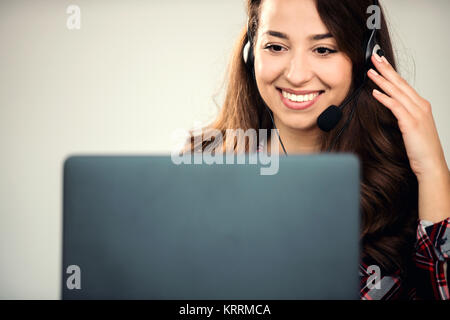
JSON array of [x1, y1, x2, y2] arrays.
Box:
[[243, 37, 255, 75], [243, 40, 251, 64], [243, 18, 255, 72], [373, 44, 384, 58], [362, 27, 383, 85]]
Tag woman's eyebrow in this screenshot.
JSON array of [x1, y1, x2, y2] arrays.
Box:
[[262, 30, 333, 41]]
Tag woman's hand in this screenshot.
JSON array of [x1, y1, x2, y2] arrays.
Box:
[[367, 52, 449, 182]]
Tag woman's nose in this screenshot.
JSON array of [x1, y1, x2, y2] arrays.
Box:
[[285, 52, 314, 86]]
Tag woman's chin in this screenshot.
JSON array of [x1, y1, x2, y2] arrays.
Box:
[[282, 118, 320, 132]]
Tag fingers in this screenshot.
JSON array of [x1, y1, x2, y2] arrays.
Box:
[[367, 68, 418, 116], [370, 53, 428, 109], [372, 88, 414, 125]]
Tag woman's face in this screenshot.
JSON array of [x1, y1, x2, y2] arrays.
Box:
[[254, 0, 353, 132]]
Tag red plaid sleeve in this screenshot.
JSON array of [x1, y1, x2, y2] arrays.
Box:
[[360, 218, 450, 300], [359, 259, 406, 300], [414, 217, 450, 299]]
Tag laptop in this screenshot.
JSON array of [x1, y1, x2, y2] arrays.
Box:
[[62, 154, 360, 299]]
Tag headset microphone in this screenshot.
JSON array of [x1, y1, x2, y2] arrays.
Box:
[[317, 79, 368, 133], [317, 106, 341, 133]]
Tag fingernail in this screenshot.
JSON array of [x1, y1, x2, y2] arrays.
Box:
[[373, 89, 382, 95], [381, 56, 389, 64], [374, 52, 383, 63], [369, 69, 378, 76]]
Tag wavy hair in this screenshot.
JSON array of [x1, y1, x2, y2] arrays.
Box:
[[187, 0, 418, 275]]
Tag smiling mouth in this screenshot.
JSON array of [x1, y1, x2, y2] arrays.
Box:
[[277, 89, 325, 103], [276, 88, 324, 111]]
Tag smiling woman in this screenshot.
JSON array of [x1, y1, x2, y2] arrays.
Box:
[[186, 0, 450, 300], [254, 0, 353, 139]]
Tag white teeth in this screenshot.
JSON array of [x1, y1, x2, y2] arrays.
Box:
[[282, 90, 320, 102]]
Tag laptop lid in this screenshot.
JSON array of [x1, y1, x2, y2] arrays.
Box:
[[62, 154, 360, 299]]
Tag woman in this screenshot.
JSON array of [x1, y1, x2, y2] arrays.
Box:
[[187, 0, 450, 299]]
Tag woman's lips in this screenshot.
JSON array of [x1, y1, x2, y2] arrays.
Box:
[[278, 89, 324, 111]]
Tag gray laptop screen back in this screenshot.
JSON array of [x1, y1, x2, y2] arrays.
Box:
[[62, 155, 360, 299]]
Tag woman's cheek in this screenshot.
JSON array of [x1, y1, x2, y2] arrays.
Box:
[[317, 61, 352, 90], [256, 57, 285, 82]]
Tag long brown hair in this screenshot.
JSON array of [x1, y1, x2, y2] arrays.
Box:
[[188, 0, 418, 275]]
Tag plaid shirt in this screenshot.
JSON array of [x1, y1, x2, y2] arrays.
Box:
[[256, 143, 449, 299], [360, 217, 450, 300]]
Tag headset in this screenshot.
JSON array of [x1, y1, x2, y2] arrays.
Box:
[[243, 0, 384, 155]]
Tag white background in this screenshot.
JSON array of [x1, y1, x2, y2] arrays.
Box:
[[0, 0, 449, 299]]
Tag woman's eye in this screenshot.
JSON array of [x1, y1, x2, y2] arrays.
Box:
[[265, 44, 285, 53], [264, 45, 337, 56], [315, 47, 337, 56]]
